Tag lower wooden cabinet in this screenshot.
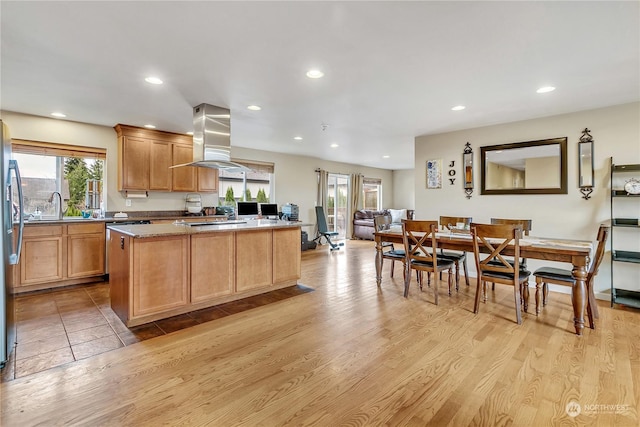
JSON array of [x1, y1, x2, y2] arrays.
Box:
[[132, 235, 189, 317], [110, 226, 301, 327], [15, 222, 106, 292], [20, 227, 64, 285]]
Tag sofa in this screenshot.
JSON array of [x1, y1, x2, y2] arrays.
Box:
[[353, 208, 415, 240]]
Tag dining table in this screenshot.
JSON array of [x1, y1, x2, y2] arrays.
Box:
[[374, 229, 594, 336]]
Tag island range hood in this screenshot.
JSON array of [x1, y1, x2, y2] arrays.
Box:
[[171, 103, 249, 171]]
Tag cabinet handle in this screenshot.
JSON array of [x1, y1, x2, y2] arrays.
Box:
[[120, 236, 125, 250]]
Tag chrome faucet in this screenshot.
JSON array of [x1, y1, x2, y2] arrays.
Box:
[[50, 191, 63, 220]]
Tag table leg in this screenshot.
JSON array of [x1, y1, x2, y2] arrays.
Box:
[[375, 238, 383, 287], [571, 264, 588, 336]]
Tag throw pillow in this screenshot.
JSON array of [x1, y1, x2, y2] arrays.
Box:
[[388, 208, 406, 224]]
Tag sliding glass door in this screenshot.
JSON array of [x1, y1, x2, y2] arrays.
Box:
[[327, 173, 349, 239]]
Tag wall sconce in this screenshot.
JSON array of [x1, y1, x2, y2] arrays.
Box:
[[463, 142, 473, 199], [578, 128, 594, 200]]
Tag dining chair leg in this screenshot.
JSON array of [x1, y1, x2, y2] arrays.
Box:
[[448, 267, 453, 295], [535, 277, 543, 315], [403, 266, 411, 298], [462, 255, 470, 287], [433, 271, 439, 305], [542, 283, 548, 306], [513, 285, 523, 325], [588, 281, 600, 319], [390, 260, 394, 278], [522, 283, 530, 313], [473, 278, 482, 314], [453, 261, 460, 291], [483, 281, 488, 303]]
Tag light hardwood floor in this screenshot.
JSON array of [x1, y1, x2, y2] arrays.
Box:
[[1, 240, 639, 426]]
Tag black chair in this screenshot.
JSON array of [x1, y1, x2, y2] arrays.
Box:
[[313, 206, 343, 251], [374, 214, 405, 278]]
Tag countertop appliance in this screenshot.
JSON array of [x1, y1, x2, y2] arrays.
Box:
[[1, 120, 24, 368], [185, 193, 202, 214]]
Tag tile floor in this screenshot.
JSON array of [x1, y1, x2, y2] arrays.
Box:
[[1, 282, 313, 381]]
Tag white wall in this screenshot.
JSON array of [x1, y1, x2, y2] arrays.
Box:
[[0, 111, 393, 224], [414, 102, 640, 299], [392, 168, 415, 210]]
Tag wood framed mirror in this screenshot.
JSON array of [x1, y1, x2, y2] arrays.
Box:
[[480, 137, 567, 195]]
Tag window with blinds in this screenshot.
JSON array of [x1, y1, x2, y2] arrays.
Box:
[[12, 139, 105, 218], [363, 177, 382, 210], [218, 159, 275, 205]]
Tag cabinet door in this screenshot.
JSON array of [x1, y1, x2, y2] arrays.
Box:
[[191, 233, 235, 302], [149, 140, 172, 191], [132, 235, 189, 317], [20, 236, 64, 285], [120, 136, 150, 190], [236, 230, 273, 292], [197, 168, 219, 192], [172, 144, 196, 192], [67, 233, 105, 278], [273, 228, 301, 283]]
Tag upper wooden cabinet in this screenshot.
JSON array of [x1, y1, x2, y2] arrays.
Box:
[[171, 143, 197, 192], [115, 124, 218, 193]]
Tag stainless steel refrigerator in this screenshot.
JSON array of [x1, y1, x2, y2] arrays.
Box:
[[1, 120, 24, 368]]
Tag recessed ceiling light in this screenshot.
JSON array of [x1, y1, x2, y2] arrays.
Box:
[[247, 105, 261, 111], [383, 155, 390, 159], [145, 76, 163, 85], [330, 143, 339, 148], [536, 86, 555, 93], [186, 131, 194, 136], [51, 112, 66, 118], [306, 69, 324, 79], [451, 105, 466, 111], [144, 124, 156, 129], [294, 136, 303, 141]]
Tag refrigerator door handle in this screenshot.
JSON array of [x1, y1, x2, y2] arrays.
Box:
[[8, 160, 23, 265]]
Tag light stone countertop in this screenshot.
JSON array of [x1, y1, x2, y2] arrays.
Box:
[[107, 219, 303, 238]]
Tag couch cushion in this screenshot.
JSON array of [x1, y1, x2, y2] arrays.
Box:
[[388, 208, 407, 224], [353, 219, 374, 226]]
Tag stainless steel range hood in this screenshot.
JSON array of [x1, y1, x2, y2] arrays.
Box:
[[171, 103, 249, 171]]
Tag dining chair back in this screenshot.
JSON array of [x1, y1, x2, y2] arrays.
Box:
[[470, 222, 531, 325], [402, 219, 455, 304], [533, 224, 609, 329], [438, 216, 472, 288], [374, 214, 405, 278]]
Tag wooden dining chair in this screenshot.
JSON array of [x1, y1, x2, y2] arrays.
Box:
[[533, 224, 609, 329], [438, 215, 472, 288], [374, 214, 406, 278], [470, 223, 532, 325], [401, 219, 455, 304], [489, 218, 532, 298]]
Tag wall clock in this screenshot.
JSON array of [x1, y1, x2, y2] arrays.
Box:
[[624, 178, 640, 195]]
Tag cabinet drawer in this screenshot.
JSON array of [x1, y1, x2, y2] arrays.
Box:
[[23, 225, 63, 237], [67, 222, 105, 235]]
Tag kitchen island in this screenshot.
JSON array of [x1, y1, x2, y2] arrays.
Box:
[[108, 220, 301, 327]]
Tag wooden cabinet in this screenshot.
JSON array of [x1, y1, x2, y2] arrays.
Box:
[[197, 167, 219, 192], [273, 228, 301, 283], [236, 229, 273, 292], [67, 223, 105, 278], [191, 233, 235, 302], [116, 124, 218, 193], [15, 222, 105, 292], [119, 135, 149, 190], [20, 226, 64, 285], [149, 140, 172, 191], [132, 235, 189, 317], [171, 143, 197, 192]]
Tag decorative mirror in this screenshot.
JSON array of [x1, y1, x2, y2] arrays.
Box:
[[480, 137, 568, 195], [463, 142, 473, 199], [578, 128, 594, 200]]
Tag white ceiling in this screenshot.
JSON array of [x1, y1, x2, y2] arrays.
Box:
[[1, 1, 638, 170]]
